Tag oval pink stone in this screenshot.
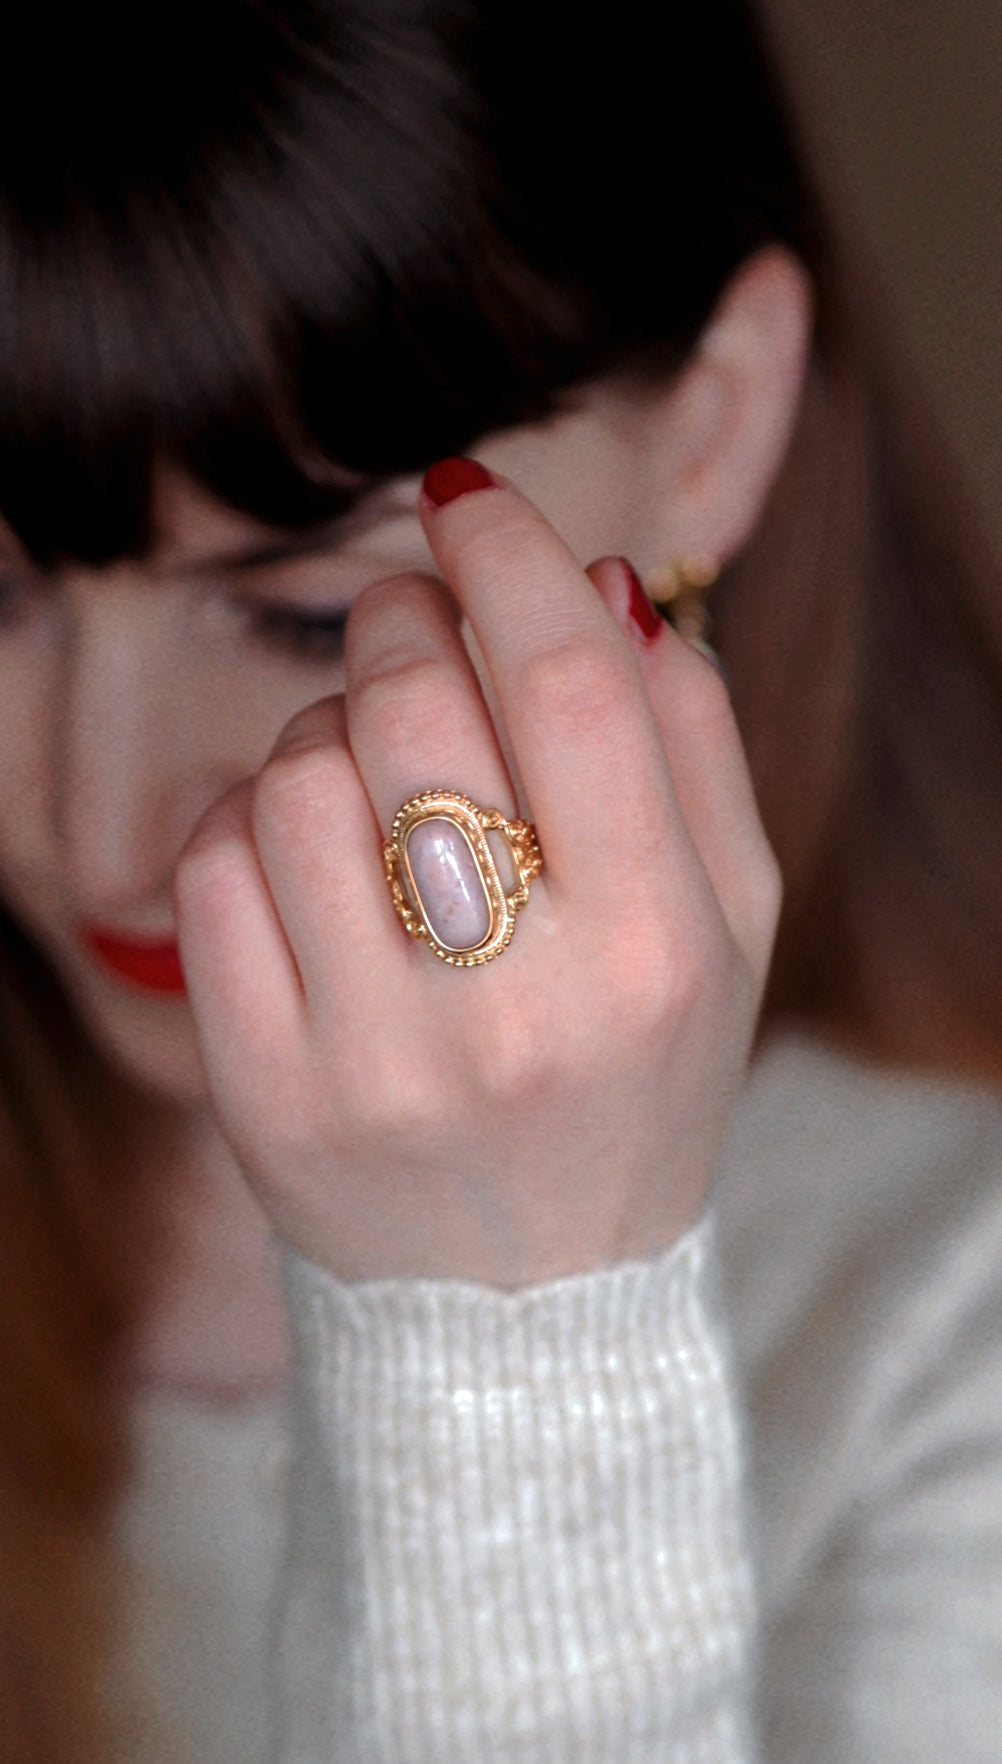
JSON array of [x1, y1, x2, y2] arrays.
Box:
[[406, 818, 492, 950]]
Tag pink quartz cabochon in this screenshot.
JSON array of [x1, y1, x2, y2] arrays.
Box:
[[406, 818, 492, 950]]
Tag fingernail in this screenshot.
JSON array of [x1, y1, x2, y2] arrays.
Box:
[[422, 457, 499, 508], [623, 559, 662, 642]]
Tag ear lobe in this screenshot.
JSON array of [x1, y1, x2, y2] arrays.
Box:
[[665, 247, 813, 561]]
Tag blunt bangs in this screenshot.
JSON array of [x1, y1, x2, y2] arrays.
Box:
[[0, 0, 809, 567]]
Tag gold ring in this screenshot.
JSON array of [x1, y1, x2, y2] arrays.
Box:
[[383, 789, 542, 965]]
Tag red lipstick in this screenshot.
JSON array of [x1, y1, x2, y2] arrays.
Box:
[[82, 928, 186, 994]]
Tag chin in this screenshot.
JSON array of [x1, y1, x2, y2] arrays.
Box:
[[0, 893, 208, 1102], [76, 982, 210, 1105]]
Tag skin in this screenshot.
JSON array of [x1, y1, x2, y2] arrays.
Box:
[[0, 251, 808, 1373]]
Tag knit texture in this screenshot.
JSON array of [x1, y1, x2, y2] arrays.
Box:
[[273, 1219, 754, 1762], [115, 1037, 1002, 1761]]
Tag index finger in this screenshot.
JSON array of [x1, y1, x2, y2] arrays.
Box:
[[419, 459, 705, 910]]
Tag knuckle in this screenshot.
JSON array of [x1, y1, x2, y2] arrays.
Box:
[[269, 695, 343, 759], [174, 833, 236, 909], [351, 568, 448, 628], [519, 635, 629, 737], [727, 831, 783, 968], [673, 651, 735, 739], [642, 934, 707, 1024], [471, 1009, 551, 1108], [252, 741, 349, 839], [748, 840, 784, 945], [345, 1062, 448, 1151], [612, 901, 738, 1030], [350, 654, 462, 755], [173, 837, 236, 921], [175, 783, 253, 906]]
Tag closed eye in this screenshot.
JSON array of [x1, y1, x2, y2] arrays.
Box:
[[0, 571, 48, 631], [247, 601, 349, 663], [0, 576, 19, 626]]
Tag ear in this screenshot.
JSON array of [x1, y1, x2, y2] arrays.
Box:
[[637, 247, 813, 566]]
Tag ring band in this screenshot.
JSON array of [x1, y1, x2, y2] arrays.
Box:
[[383, 789, 542, 965]]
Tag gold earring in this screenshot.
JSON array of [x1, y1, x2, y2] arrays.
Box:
[[646, 554, 720, 663]]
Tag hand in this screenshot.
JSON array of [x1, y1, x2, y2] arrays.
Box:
[[174, 465, 780, 1286]]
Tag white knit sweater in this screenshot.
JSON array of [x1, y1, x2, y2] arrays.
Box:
[[116, 1034, 1002, 1761]]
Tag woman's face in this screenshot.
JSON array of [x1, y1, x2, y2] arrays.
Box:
[[0, 394, 660, 1102]]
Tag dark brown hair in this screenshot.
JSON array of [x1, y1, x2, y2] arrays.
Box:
[[0, 0, 809, 564], [0, 0, 1000, 1754]]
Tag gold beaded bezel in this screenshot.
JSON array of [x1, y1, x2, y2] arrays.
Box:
[[383, 789, 542, 965]]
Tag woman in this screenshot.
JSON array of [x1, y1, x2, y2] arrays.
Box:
[[2, 0, 1002, 1758]]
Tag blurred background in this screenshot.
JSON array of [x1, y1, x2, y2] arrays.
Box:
[[763, 0, 1002, 575]]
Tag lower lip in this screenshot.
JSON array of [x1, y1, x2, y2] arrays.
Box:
[[81, 929, 186, 994]]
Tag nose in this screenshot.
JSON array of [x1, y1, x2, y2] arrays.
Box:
[[57, 578, 227, 918]]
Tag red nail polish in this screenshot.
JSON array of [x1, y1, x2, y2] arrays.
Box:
[[422, 457, 497, 507], [624, 561, 662, 641]]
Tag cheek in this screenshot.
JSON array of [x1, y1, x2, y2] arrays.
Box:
[[0, 639, 59, 896], [477, 405, 653, 569]]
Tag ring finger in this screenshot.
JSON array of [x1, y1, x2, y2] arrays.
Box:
[[345, 569, 526, 962]]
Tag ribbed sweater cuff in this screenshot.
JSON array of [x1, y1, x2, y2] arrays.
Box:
[[275, 1218, 754, 1762]]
